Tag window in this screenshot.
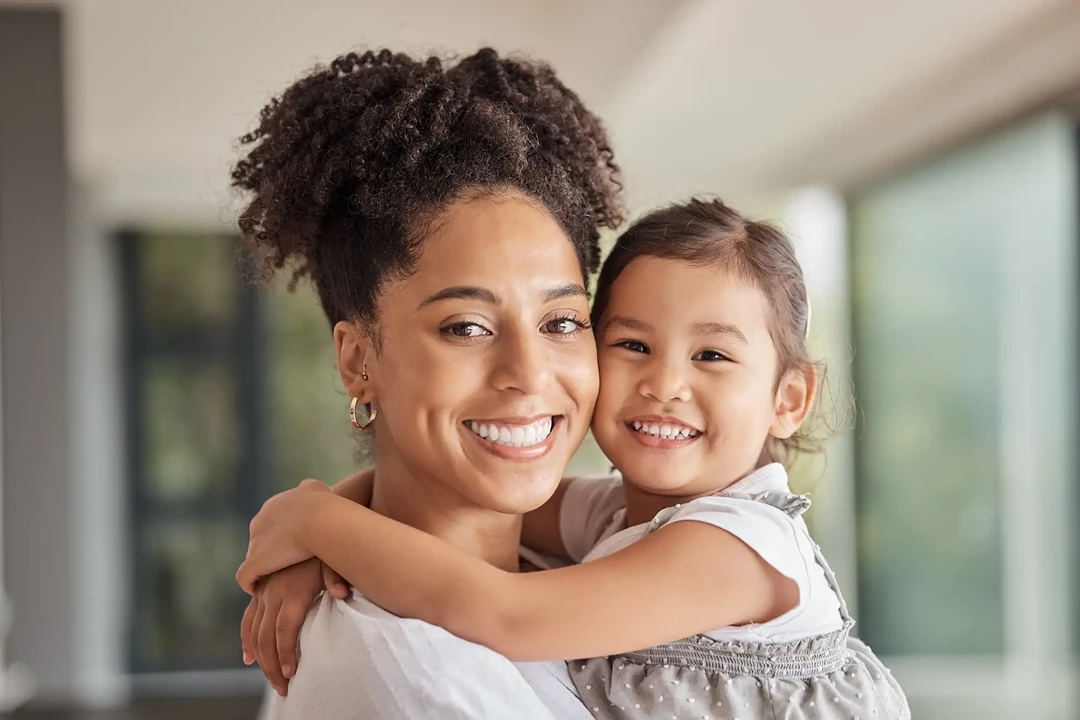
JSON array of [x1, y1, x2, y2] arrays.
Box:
[[120, 230, 356, 673], [846, 113, 1078, 717]]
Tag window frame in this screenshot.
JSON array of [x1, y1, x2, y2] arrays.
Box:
[[118, 228, 271, 674]]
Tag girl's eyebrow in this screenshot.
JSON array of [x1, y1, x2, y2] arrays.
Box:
[[601, 315, 651, 333], [603, 316, 748, 345], [692, 322, 748, 344]]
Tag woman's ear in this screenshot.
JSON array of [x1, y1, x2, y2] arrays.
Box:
[[334, 321, 376, 401], [770, 363, 817, 441]]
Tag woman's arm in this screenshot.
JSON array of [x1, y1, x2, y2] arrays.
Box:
[[282, 494, 798, 662]]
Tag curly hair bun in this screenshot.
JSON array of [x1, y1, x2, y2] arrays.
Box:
[[232, 47, 623, 327]]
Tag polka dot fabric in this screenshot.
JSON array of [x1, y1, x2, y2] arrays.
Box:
[[567, 490, 910, 720]]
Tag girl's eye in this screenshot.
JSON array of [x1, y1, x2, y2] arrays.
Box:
[[616, 340, 649, 354], [542, 314, 592, 336], [693, 349, 730, 362], [441, 322, 492, 338]]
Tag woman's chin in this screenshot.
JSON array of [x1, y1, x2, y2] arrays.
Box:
[[462, 464, 566, 515], [454, 424, 573, 513]]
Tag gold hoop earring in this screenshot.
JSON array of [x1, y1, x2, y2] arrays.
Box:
[[350, 397, 378, 430]]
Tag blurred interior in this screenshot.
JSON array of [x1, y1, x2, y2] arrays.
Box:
[[1, 0, 1079, 718]]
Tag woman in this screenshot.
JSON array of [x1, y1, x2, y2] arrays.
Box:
[[232, 48, 622, 718]]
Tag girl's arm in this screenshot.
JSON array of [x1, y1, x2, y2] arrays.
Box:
[[289, 493, 799, 662], [344, 469, 574, 559]]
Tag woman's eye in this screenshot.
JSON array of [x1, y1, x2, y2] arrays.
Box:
[[543, 318, 587, 335], [442, 322, 491, 338], [693, 349, 729, 362], [616, 340, 649, 354]]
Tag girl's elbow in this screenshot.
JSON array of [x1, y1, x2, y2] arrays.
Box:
[[484, 611, 556, 662], [450, 603, 537, 660], [437, 579, 543, 659]]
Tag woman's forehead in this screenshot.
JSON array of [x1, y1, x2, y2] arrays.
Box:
[[407, 195, 583, 288]]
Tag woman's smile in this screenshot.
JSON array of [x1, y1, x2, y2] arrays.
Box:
[[463, 415, 563, 459]]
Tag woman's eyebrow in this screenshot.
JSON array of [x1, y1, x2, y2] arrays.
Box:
[[544, 283, 588, 302], [418, 286, 499, 309], [418, 283, 586, 309]]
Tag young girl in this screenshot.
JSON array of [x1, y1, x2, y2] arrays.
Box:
[[239, 199, 910, 719]]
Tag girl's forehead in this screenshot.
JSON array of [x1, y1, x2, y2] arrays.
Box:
[[608, 257, 766, 305], [603, 263, 774, 338]]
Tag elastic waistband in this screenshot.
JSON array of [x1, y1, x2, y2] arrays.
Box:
[[618, 620, 855, 679]]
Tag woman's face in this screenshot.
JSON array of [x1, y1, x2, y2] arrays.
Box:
[[348, 192, 598, 514]]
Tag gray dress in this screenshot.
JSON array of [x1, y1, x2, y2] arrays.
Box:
[[568, 490, 910, 720]]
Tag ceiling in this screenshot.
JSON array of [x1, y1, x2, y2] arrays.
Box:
[[6, 0, 1080, 220]]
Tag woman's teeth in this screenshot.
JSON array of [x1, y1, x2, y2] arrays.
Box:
[[468, 417, 554, 447], [630, 420, 698, 440]]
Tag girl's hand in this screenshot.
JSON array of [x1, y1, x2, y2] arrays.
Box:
[[237, 479, 331, 593], [240, 558, 349, 695]]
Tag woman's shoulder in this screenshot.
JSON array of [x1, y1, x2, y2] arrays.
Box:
[[265, 592, 563, 720], [304, 589, 506, 651]]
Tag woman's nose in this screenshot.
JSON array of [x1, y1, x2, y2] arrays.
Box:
[[491, 328, 552, 395]]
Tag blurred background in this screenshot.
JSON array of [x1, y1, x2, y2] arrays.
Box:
[[1, 0, 1078, 718]]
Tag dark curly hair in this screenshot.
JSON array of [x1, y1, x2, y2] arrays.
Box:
[[231, 47, 624, 335]]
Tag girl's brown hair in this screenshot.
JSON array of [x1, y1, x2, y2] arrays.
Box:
[[592, 198, 819, 466]]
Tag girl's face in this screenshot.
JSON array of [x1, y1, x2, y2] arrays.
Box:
[[592, 256, 802, 496], [338, 192, 599, 515]]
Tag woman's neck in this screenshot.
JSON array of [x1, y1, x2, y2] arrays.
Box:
[[368, 452, 523, 572]]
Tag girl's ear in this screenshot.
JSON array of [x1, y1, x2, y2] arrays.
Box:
[[770, 363, 816, 440]]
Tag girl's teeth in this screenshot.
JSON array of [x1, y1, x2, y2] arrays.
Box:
[[630, 421, 698, 439], [467, 418, 554, 448]]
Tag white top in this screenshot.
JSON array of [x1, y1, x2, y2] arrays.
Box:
[[260, 590, 590, 720], [559, 463, 843, 644]]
